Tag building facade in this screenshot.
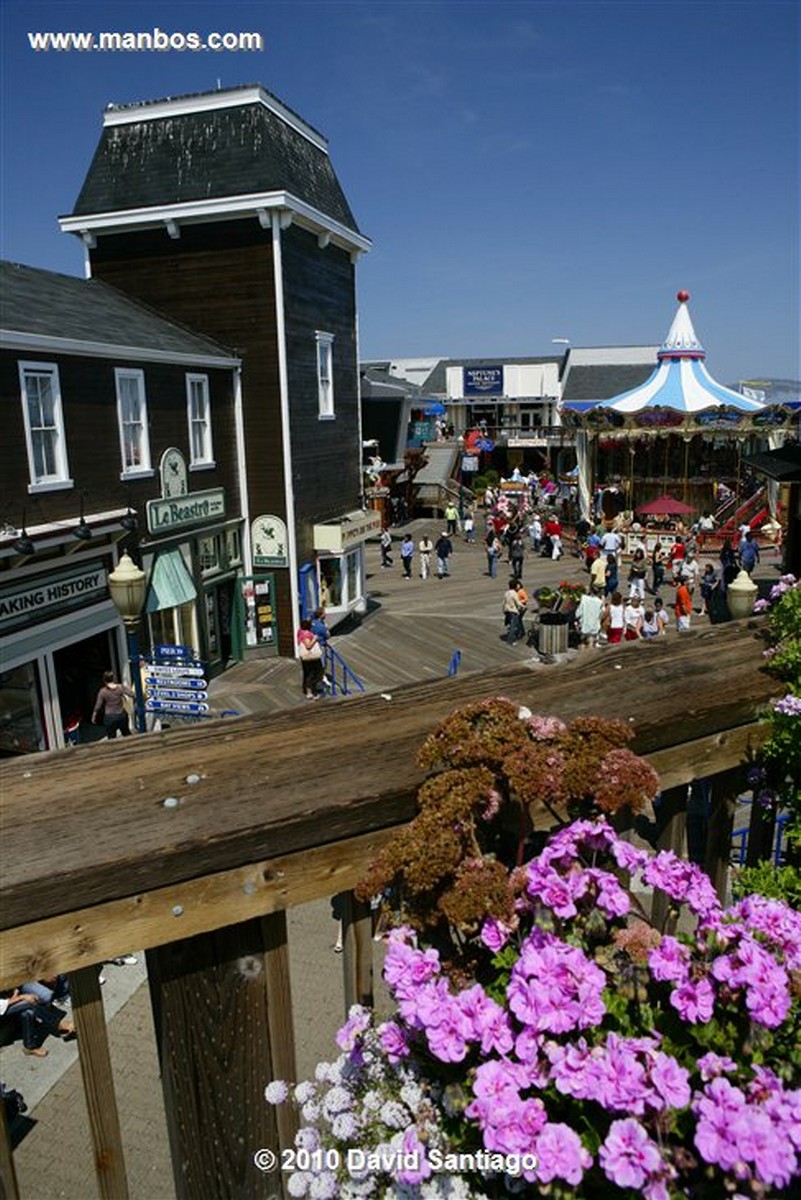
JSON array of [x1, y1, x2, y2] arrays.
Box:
[[61, 84, 375, 650], [0, 261, 241, 753]]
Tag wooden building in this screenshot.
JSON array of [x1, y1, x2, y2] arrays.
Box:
[[60, 84, 375, 651], [0, 260, 241, 753]]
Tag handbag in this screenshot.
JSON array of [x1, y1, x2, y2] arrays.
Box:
[[298, 639, 322, 661]]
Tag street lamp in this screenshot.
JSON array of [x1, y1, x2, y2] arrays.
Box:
[[108, 551, 147, 733], [457, 434, 465, 522]]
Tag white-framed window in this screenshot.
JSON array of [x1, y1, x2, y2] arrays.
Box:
[[115, 368, 152, 477], [186, 373, 214, 467], [19, 361, 72, 491], [316, 331, 335, 419]]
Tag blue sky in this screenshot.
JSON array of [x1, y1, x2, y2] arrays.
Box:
[[1, 1, 798, 384]]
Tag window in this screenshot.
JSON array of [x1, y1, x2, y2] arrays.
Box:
[[19, 362, 72, 491], [115, 368, 151, 477], [186, 374, 214, 467], [316, 332, 335, 418]]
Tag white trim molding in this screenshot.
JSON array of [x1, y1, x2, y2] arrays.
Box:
[[1, 329, 240, 369], [60, 190, 372, 257], [102, 86, 329, 154]]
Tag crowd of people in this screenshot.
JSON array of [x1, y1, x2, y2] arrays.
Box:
[[372, 479, 770, 657]]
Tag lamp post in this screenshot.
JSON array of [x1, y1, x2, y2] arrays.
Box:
[[457, 435, 465, 522], [108, 551, 147, 733]]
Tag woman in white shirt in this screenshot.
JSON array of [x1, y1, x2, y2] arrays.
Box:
[[605, 590, 625, 645]]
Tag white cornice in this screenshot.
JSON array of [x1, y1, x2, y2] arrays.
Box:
[[0, 330, 240, 369], [59, 190, 372, 256], [102, 86, 329, 153]]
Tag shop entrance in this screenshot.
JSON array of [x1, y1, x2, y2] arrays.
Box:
[[53, 630, 116, 746]]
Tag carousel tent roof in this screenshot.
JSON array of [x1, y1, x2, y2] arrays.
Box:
[[564, 292, 767, 415]]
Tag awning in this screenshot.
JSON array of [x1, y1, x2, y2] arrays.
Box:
[[145, 549, 197, 613], [744, 444, 801, 482]]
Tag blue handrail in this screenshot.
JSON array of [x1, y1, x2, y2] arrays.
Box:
[[324, 643, 366, 696], [447, 649, 462, 677]]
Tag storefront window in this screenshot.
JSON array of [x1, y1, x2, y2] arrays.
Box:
[[0, 663, 45, 757], [147, 601, 198, 654], [347, 550, 359, 607], [321, 558, 342, 608]]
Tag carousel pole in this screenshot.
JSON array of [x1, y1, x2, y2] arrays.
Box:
[[682, 434, 692, 504]]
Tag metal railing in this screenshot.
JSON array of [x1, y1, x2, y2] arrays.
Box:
[[324, 643, 366, 697]]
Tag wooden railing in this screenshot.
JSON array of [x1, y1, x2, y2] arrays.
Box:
[[0, 619, 777, 1199]]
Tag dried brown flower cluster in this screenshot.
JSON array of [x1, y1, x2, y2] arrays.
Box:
[[357, 699, 660, 946]]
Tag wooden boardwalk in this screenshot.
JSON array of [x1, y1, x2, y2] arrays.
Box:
[[210, 520, 660, 714]]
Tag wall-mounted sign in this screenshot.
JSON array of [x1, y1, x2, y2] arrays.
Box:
[[460, 455, 479, 472], [241, 575, 276, 648], [146, 489, 226, 535], [159, 447, 188, 499], [464, 366, 504, 396], [0, 560, 108, 633], [313, 510, 382, 554], [252, 515, 288, 568]]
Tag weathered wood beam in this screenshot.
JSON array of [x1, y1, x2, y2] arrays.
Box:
[[0, 623, 776, 933], [0, 1101, 20, 1200], [0, 828, 397, 989], [261, 911, 298, 1154], [341, 890, 374, 1011], [147, 921, 281, 1200], [70, 965, 129, 1199]]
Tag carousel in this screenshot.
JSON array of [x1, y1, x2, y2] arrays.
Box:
[[561, 291, 794, 532]]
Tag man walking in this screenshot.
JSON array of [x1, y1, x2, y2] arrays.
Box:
[[444, 502, 459, 536], [400, 533, 414, 579], [435, 531, 453, 578]]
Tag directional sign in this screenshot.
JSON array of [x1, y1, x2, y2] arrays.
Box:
[[155, 644, 195, 659], [142, 662, 205, 677], [145, 675, 208, 690], [145, 699, 210, 714], [147, 688, 209, 703]]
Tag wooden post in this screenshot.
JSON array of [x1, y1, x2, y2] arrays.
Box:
[[650, 785, 688, 932], [70, 964, 129, 1199], [341, 890, 374, 1011], [261, 912, 298, 1154], [0, 1099, 19, 1200], [706, 767, 745, 903], [147, 921, 282, 1200], [745, 799, 776, 868]]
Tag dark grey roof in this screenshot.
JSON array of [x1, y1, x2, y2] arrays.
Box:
[[1, 261, 236, 360], [744, 442, 801, 482], [360, 366, 422, 400], [71, 88, 359, 232], [561, 364, 655, 403]]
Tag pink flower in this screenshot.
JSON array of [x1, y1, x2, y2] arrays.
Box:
[[670, 977, 715, 1023], [480, 916, 511, 953], [649, 1051, 691, 1110], [534, 1122, 592, 1185], [377, 1021, 409, 1063], [600, 1118, 663, 1190], [394, 1128, 432, 1185]]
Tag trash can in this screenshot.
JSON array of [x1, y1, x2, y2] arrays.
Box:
[[538, 611, 569, 655]]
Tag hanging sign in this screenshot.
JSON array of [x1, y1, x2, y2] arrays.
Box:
[[252, 515, 288, 568]]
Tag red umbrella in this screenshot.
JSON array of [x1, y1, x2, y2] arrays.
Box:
[[636, 494, 696, 516]]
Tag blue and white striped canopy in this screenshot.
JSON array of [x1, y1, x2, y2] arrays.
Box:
[[594, 293, 766, 415]]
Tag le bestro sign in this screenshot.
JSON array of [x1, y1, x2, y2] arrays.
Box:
[[146, 448, 225, 535]]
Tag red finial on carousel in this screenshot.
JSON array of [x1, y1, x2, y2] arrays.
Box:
[[676, 290, 690, 303]]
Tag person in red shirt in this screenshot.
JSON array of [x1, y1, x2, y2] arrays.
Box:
[[674, 580, 693, 632], [668, 537, 686, 582], [544, 515, 563, 560]]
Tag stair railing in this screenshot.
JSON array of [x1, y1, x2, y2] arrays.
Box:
[[323, 643, 366, 697]]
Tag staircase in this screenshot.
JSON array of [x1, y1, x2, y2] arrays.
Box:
[[716, 486, 768, 537], [414, 444, 459, 515]]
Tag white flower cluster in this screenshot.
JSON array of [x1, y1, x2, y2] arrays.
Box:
[[266, 1006, 486, 1199]]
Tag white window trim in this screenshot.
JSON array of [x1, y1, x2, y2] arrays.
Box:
[[186, 373, 215, 469], [115, 367, 153, 479], [19, 360, 73, 492], [316, 331, 335, 420]]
